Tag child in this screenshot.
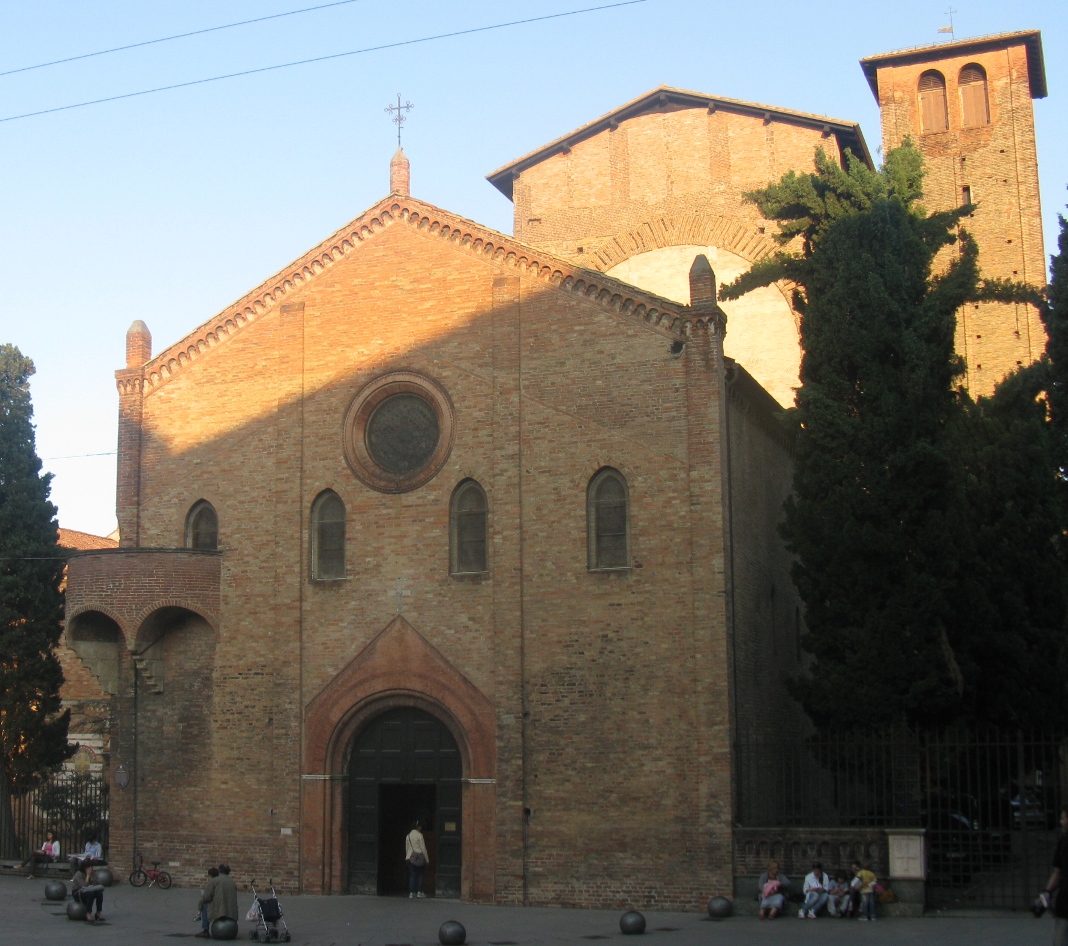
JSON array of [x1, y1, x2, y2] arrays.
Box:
[[851, 860, 878, 921], [827, 870, 852, 917]]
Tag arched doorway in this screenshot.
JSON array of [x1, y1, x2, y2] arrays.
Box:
[[347, 707, 462, 897]]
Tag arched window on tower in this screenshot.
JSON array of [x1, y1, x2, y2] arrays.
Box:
[[959, 64, 990, 127], [587, 468, 629, 570], [450, 479, 488, 575], [311, 490, 346, 580], [918, 70, 949, 133], [185, 500, 218, 550]]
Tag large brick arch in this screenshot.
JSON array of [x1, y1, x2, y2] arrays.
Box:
[[587, 212, 799, 314], [587, 212, 780, 273], [301, 616, 497, 899]]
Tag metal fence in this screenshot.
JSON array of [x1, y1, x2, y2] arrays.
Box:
[[9, 772, 110, 862], [735, 729, 1067, 909]]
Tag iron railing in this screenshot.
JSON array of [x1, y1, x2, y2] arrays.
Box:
[[735, 728, 1067, 909], [9, 771, 110, 862]]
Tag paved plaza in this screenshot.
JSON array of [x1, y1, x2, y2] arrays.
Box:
[[4, 874, 1051, 946]]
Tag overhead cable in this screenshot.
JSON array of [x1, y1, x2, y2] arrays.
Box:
[[0, 1, 648, 124]]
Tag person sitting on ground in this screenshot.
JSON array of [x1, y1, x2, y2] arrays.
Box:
[[800, 861, 832, 918], [851, 860, 878, 921], [69, 833, 105, 871], [22, 829, 60, 878], [827, 870, 852, 917], [200, 862, 239, 935], [71, 864, 105, 923], [195, 866, 220, 938], [757, 861, 790, 920]]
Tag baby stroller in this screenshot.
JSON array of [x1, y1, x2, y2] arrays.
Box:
[[247, 880, 290, 942]]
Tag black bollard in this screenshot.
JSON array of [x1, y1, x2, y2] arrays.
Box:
[[439, 920, 467, 945], [707, 896, 732, 919], [209, 917, 239, 940], [619, 911, 646, 935], [44, 880, 67, 901]]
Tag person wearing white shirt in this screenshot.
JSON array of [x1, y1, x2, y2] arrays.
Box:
[[799, 862, 832, 918]]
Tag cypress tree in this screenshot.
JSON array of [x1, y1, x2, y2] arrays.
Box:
[[722, 144, 1041, 729], [0, 345, 72, 855]]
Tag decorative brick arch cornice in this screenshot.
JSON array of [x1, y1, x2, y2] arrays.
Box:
[[135, 197, 693, 397], [585, 213, 800, 315], [587, 213, 781, 273]]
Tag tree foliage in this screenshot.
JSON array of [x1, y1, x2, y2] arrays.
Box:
[[722, 145, 1067, 729], [0, 345, 73, 807]]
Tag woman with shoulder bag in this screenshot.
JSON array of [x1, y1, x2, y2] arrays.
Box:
[[405, 821, 429, 899]]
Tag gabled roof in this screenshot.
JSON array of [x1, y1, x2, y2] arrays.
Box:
[[486, 85, 872, 200], [134, 195, 699, 395], [860, 30, 1046, 99]]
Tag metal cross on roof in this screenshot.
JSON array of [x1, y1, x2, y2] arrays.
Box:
[[384, 93, 414, 148]]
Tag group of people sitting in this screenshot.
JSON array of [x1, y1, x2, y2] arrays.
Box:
[[757, 860, 879, 920], [21, 830, 106, 877]]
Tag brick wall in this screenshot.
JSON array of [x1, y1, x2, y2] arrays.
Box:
[[73, 197, 796, 906]]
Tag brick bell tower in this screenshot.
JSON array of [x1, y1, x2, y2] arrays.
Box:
[[861, 31, 1048, 396]]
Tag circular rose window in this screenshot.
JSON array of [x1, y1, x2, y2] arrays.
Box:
[[343, 372, 454, 492]]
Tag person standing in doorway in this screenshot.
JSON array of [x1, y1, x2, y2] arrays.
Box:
[[1038, 805, 1068, 945], [406, 821, 429, 899]]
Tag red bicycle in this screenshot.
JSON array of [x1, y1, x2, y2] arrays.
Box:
[[129, 853, 173, 889]]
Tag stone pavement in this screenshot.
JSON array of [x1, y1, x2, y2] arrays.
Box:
[[3, 875, 1051, 946]]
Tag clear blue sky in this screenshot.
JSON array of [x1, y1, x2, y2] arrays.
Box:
[[2, 0, 1065, 537]]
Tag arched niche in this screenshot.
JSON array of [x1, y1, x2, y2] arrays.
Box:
[[67, 610, 123, 695]]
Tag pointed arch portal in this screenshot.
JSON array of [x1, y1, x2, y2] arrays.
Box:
[[302, 616, 497, 900]]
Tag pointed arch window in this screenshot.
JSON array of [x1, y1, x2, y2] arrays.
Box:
[[918, 70, 948, 133], [959, 64, 990, 127], [185, 501, 219, 550], [588, 468, 629, 570], [450, 480, 488, 575], [311, 490, 346, 580]]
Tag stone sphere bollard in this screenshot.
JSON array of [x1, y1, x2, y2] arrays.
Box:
[[619, 911, 646, 935], [94, 868, 114, 887], [66, 899, 89, 921], [210, 917, 240, 940], [439, 920, 467, 946], [707, 896, 732, 920], [44, 880, 67, 901]]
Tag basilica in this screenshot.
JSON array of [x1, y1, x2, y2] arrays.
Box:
[[62, 30, 1048, 906]]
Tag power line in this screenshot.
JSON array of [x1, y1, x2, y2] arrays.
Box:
[[42, 452, 117, 461], [0, 0, 369, 78], [0, 1, 648, 124]]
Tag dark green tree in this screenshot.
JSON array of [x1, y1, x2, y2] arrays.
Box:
[[721, 144, 1044, 729], [0, 345, 72, 855]]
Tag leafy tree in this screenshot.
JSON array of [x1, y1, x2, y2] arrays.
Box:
[[0, 345, 72, 855], [721, 145, 1048, 729]]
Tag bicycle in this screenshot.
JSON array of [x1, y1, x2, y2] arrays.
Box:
[[129, 853, 173, 889]]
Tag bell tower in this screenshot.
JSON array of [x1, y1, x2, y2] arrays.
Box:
[[861, 31, 1048, 395]]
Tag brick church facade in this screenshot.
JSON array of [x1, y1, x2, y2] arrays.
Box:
[[62, 30, 1048, 907]]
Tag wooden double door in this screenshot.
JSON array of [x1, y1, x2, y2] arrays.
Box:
[[347, 707, 462, 897]]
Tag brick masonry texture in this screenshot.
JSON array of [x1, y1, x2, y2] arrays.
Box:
[[63, 191, 801, 910]]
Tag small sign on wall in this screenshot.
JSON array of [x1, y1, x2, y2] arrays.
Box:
[[444, 822, 457, 833]]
